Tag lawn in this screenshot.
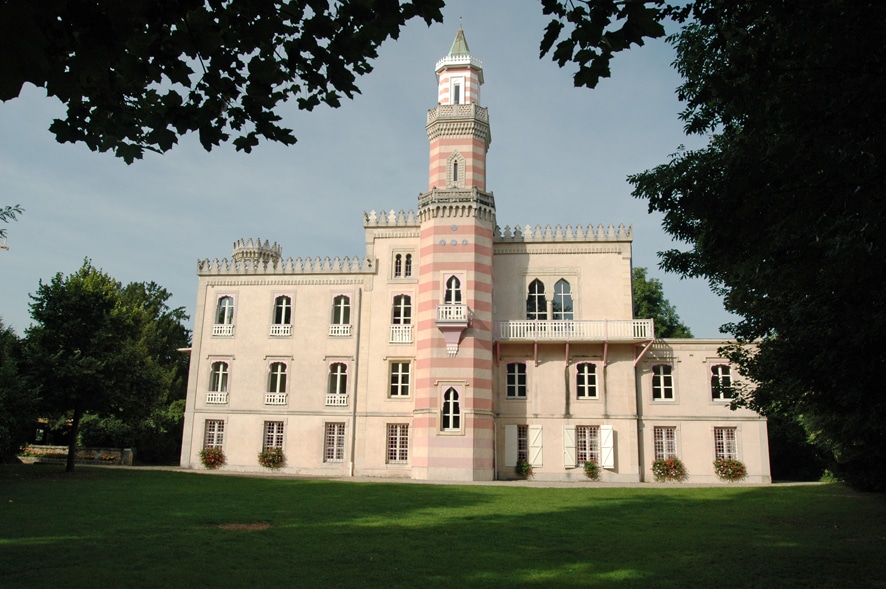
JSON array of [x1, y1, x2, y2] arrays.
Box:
[[1, 465, 883, 588]]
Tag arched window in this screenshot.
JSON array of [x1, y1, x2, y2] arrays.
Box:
[[453, 161, 459, 182], [526, 279, 546, 320], [268, 362, 287, 393], [404, 254, 413, 277], [328, 363, 348, 396], [332, 295, 350, 325], [392, 295, 412, 325], [394, 254, 403, 278], [273, 296, 292, 325], [444, 275, 462, 304], [209, 362, 228, 392], [216, 296, 234, 325], [553, 279, 574, 320], [441, 388, 461, 430], [576, 363, 597, 399]]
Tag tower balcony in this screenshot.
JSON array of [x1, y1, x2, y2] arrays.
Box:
[[494, 319, 654, 343], [437, 304, 470, 326]]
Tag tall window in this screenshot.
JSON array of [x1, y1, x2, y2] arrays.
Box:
[[711, 364, 733, 400], [441, 388, 460, 431], [526, 279, 546, 320], [576, 425, 600, 464], [654, 426, 677, 460], [652, 364, 674, 400], [404, 254, 412, 277], [263, 421, 284, 450], [268, 362, 287, 393], [390, 362, 411, 397], [553, 279, 574, 320], [273, 295, 292, 325], [203, 420, 224, 448], [209, 362, 228, 392], [444, 275, 462, 304], [392, 295, 412, 324], [506, 363, 527, 398], [453, 82, 461, 104], [332, 295, 350, 325], [394, 254, 403, 278], [715, 427, 738, 460], [453, 161, 459, 182], [216, 296, 234, 325], [387, 424, 409, 464], [576, 363, 598, 399], [324, 423, 345, 462], [517, 425, 528, 462], [328, 363, 347, 395]]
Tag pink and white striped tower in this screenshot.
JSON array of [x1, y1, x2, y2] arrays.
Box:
[[413, 26, 496, 481]]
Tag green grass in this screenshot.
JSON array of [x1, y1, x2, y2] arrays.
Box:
[[1, 465, 884, 588]]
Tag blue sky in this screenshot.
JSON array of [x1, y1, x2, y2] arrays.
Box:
[[0, 1, 734, 338]]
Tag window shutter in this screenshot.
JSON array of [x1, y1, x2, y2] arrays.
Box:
[[601, 425, 614, 469], [504, 425, 517, 467], [529, 425, 543, 467], [563, 425, 576, 467]]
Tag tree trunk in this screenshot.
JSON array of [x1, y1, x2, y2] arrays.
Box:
[[66, 407, 84, 473]]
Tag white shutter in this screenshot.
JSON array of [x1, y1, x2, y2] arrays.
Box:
[[601, 425, 614, 469], [529, 424, 543, 467], [504, 425, 517, 467], [563, 425, 576, 467]]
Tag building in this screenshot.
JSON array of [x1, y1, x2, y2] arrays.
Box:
[[179, 28, 771, 484]]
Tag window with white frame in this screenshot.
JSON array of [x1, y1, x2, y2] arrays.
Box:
[[404, 254, 412, 277], [208, 361, 229, 403], [389, 362, 411, 397], [216, 296, 234, 325], [392, 295, 412, 325], [576, 425, 600, 464], [711, 364, 733, 400], [394, 253, 403, 278], [576, 363, 598, 399], [263, 421, 284, 450], [505, 424, 543, 467], [553, 279, 574, 320], [386, 424, 409, 464], [654, 426, 677, 460], [203, 420, 224, 448], [441, 387, 461, 431], [652, 364, 674, 400], [268, 362, 287, 393], [444, 275, 462, 304], [324, 422, 345, 462], [506, 362, 527, 399], [526, 279, 546, 320], [331, 295, 350, 325], [271, 295, 292, 336], [714, 427, 738, 460], [328, 363, 347, 396]]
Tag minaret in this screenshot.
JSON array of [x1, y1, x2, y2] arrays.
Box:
[[412, 26, 495, 481]]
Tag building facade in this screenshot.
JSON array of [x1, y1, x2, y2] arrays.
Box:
[[179, 28, 771, 484]]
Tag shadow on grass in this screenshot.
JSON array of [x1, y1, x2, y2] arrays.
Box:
[[1, 464, 884, 588]]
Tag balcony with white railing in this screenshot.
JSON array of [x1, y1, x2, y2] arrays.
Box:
[[269, 324, 292, 337], [494, 319, 654, 343], [389, 324, 414, 344], [264, 393, 288, 406], [206, 392, 228, 404], [325, 394, 349, 407], [212, 324, 234, 337], [436, 304, 469, 324], [328, 324, 352, 337]]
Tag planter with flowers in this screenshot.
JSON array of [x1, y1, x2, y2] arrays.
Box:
[[652, 457, 688, 482], [515, 458, 533, 479], [258, 447, 286, 469], [583, 460, 601, 481], [199, 446, 225, 469], [714, 458, 747, 482]]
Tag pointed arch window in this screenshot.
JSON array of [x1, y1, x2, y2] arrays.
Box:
[[404, 254, 412, 277], [394, 254, 403, 278], [441, 388, 461, 431], [553, 279, 574, 320], [444, 275, 462, 304], [526, 279, 546, 320]]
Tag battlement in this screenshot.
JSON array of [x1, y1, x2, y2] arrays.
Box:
[[363, 210, 420, 228], [495, 223, 633, 242], [231, 238, 283, 264], [197, 255, 374, 276]]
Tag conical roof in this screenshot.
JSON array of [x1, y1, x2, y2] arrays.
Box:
[[448, 25, 471, 57]]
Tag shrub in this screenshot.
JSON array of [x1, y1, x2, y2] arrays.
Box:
[[515, 458, 533, 478], [258, 447, 285, 469], [652, 457, 688, 482], [199, 446, 225, 469], [583, 460, 601, 481], [714, 458, 747, 482]]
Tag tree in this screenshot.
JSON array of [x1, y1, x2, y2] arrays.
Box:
[[542, 1, 886, 489], [0, 204, 23, 241], [0, 1, 443, 162], [632, 267, 691, 338], [0, 319, 38, 460], [23, 261, 190, 471]]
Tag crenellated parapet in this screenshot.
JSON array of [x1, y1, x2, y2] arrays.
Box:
[[495, 223, 633, 242], [426, 104, 491, 144], [417, 187, 496, 223], [231, 238, 283, 264], [363, 209, 420, 227], [197, 255, 374, 276]]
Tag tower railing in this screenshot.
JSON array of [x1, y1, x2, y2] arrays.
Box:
[[494, 319, 654, 342]]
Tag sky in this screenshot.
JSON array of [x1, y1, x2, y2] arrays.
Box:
[[0, 1, 735, 339]]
